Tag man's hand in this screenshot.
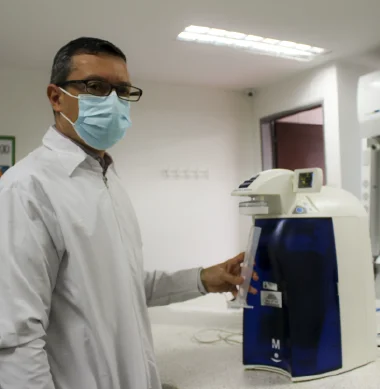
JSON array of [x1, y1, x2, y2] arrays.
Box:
[[200, 252, 259, 297]]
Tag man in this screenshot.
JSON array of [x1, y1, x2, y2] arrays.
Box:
[[0, 37, 254, 389]]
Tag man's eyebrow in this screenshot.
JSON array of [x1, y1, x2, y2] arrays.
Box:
[[82, 75, 131, 86], [82, 75, 109, 82]]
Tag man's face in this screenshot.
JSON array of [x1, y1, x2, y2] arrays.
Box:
[[47, 54, 130, 148]]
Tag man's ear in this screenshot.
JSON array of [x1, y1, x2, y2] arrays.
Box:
[[47, 84, 63, 114]]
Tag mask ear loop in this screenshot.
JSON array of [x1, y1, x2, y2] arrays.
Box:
[[59, 87, 79, 99], [59, 87, 79, 126], [60, 112, 75, 126]]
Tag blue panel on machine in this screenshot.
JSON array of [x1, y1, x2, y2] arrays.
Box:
[[243, 218, 342, 378]]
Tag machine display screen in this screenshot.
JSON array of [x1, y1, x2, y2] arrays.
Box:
[[298, 172, 314, 189], [239, 175, 259, 189]]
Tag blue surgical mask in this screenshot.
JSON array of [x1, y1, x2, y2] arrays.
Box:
[[60, 88, 132, 150]]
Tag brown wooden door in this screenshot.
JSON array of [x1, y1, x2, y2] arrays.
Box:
[[274, 122, 326, 182]]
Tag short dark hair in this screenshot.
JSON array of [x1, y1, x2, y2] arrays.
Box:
[[50, 37, 127, 85]]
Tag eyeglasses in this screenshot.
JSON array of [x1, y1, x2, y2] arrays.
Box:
[[58, 80, 143, 102]]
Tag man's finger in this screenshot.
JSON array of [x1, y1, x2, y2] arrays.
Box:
[[252, 272, 259, 281], [222, 271, 244, 286], [248, 286, 258, 295], [229, 252, 245, 266], [231, 264, 244, 276]]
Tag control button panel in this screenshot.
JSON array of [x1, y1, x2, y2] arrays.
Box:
[[292, 197, 318, 215]]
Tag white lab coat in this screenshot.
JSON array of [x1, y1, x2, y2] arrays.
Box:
[[0, 127, 203, 389]]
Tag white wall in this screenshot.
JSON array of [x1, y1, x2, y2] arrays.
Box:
[[0, 68, 52, 160], [112, 80, 255, 272], [252, 64, 342, 189], [0, 68, 256, 274]]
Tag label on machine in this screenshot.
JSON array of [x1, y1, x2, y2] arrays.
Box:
[[261, 291, 282, 309]]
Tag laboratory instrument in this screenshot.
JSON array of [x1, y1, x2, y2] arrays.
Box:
[[233, 168, 377, 381], [358, 70, 380, 298]]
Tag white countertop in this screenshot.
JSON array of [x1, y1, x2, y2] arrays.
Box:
[[150, 306, 380, 389]]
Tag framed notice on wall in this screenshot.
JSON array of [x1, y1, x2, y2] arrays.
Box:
[[0, 136, 15, 178]]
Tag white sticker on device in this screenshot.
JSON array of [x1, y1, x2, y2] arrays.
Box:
[[261, 291, 282, 309], [263, 281, 278, 291]]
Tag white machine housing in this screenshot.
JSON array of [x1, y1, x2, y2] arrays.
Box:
[[234, 168, 377, 381], [358, 71, 380, 291], [358, 71, 380, 139]]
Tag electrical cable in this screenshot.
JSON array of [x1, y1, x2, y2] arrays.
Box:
[[192, 328, 242, 345], [192, 305, 380, 346]]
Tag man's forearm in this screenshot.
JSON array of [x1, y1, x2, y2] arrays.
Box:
[[144, 267, 204, 307]]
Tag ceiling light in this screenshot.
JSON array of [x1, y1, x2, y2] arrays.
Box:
[[280, 41, 296, 48], [213, 37, 235, 46], [262, 38, 280, 45], [246, 35, 263, 41], [177, 32, 198, 42], [185, 25, 210, 34], [248, 41, 308, 56], [196, 34, 216, 43], [310, 46, 325, 53], [295, 43, 312, 51], [209, 28, 227, 36], [225, 31, 246, 40], [177, 25, 329, 61], [234, 41, 253, 49]]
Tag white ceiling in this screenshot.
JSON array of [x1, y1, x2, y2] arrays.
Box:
[[1, 0, 380, 90]]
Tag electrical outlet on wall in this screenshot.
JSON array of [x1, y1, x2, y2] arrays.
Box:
[[163, 168, 209, 180]]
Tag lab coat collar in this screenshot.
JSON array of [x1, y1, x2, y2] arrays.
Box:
[[43, 126, 101, 176]]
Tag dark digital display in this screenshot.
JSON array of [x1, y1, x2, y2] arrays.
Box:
[[239, 175, 259, 189], [298, 172, 313, 189]]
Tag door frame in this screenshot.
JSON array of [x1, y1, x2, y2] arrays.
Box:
[[259, 102, 326, 174]]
